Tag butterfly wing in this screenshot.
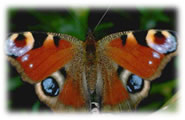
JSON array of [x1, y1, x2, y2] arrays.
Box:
[[97, 29, 177, 111], [98, 29, 177, 80], [6, 32, 88, 111]]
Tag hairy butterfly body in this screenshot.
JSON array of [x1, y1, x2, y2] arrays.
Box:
[[6, 29, 177, 112]]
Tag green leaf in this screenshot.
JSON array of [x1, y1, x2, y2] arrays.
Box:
[[138, 8, 170, 29], [94, 22, 114, 33], [32, 101, 41, 111], [150, 80, 176, 98], [138, 102, 162, 111], [159, 93, 178, 112], [8, 76, 23, 91], [27, 9, 89, 41]]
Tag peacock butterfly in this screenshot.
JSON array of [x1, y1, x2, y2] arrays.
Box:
[[6, 29, 177, 112]]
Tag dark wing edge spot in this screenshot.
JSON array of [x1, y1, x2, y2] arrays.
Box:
[[133, 30, 148, 47], [53, 36, 61, 47], [32, 32, 48, 49], [120, 35, 127, 46]]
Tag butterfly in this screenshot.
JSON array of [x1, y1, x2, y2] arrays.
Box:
[[6, 29, 177, 112]]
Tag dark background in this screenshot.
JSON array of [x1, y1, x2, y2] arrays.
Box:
[[7, 8, 177, 112]]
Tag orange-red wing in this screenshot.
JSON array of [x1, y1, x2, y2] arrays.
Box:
[[103, 72, 129, 106], [58, 75, 85, 108], [6, 32, 81, 83], [97, 54, 130, 107], [107, 38, 164, 78], [103, 30, 177, 79]]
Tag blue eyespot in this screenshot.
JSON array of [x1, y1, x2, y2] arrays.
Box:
[[41, 77, 60, 96], [126, 75, 144, 93]]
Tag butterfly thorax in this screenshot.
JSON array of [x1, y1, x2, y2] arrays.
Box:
[[84, 31, 98, 92], [85, 31, 97, 64]]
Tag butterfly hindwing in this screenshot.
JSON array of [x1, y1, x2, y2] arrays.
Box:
[[6, 32, 88, 111], [35, 62, 87, 111], [97, 45, 150, 111]]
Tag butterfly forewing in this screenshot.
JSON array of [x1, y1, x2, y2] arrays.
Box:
[[98, 29, 177, 80]]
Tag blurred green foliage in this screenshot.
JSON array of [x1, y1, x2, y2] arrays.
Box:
[[29, 9, 89, 41], [8, 8, 177, 112], [8, 76, 23, 91], [138, 8, 170, 29], [32, 101, 41, 112]]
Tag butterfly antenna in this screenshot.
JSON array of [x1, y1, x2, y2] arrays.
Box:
[[93, 7, 110, 33]]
